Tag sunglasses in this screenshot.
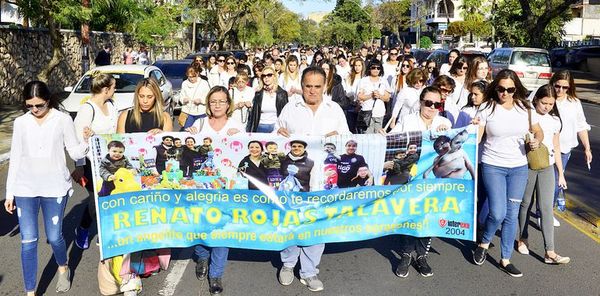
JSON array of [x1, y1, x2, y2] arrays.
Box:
[[25, 102, 48, 111], [496, 86, 516, 94], [217, 59, 225, 62], [226, 62, 235, 65], [440, 87, 454, 94], [428, 66, 435, 70], [422, 100, 443, 109], [461, 66, 469, 70], [390, 52, 398, 55], [370, 66, 381, 70], [401, 64, 410, 68], [261, 73, 274, 78], [554, 84, 570, 90]]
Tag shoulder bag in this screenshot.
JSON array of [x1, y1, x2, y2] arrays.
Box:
[[525, 108, 550, 170]]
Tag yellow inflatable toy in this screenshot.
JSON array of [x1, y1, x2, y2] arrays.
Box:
[[110, 168, 141, 195]]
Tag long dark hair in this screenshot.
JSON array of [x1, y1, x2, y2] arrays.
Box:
[[464, 80, 488, 108], [532, 84, 562, 131], [318, 59, 336, 95], [483, 69, 530, 112], [549, 69, 577, 101], [22, 81, 60, 111], [449, 56, 469, 77]]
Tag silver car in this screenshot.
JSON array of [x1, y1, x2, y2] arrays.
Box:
[[487, 47, 553, 92]]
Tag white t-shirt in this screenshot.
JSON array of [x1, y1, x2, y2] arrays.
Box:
[[74, 99, 118, 164], [538, 112, 562, 166], [230, 86, 255, 125], [450, 78, 469, 109], [192, 117, 245, 137], [336, 64, 351, 80], [382, 62, 398, 84], [278, 74, 302, 103], [344, 76, 361, 102], [391, 112, 451, 133], [479, 102, 539, 168], [180, 79, 210, 116], [358, 76, 392, 118], [259, 91, 278, 125], [439, 63, 451, 76], [391, 86, 422, 121], [556, 97, 591, 153]]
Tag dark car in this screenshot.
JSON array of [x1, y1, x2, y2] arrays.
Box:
[[549, 47, 569, 67], [565, 46, 600, 70], [461, 50, 486, 62], [411, 49, 433, 65], [427, 49, 450, 67], [153, 59, 193, 107]]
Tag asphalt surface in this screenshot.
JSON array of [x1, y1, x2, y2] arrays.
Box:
[[0, 72, 599, 296]]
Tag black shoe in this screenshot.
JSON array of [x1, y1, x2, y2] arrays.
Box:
[[501, 263, 523, 278], [208, 277, 223, 295], [395, 253, 412, 278], [415, 256, 433, 277], [195, 259, 208, 280], [473, 246, 487, 265]]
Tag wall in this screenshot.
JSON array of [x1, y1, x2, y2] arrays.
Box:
[[0, 27, 190, 105]]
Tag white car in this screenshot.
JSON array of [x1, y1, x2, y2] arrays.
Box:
[[61, 65, 173, 117], [487, 47, 552, 92]]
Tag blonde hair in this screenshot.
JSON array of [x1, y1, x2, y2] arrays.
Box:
[[234, 73, 249, 84], [90, 72, 115, 95], [205, 86, 235, 118], [130, 78, 165, 129], [282, 55, 299, 86]]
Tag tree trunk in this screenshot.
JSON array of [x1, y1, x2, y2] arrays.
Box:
[[192, 20, 197, 52], [37, 16, 63, 82]]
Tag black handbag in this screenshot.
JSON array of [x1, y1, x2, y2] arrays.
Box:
[[356, 99, 376, 129]]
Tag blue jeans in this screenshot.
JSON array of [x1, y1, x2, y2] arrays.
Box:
[[194, 245, 229, 278], [280, 244, 325, 278], [256, 123, 275, 133], [15, 195, 68, 292], [553, 152, 571, 205], [480, 163, 529, 260], [183, 114, 206, 129]]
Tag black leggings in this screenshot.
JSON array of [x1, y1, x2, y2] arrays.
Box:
[[79, 162, 97, 229], [399, 235, 432, 257]]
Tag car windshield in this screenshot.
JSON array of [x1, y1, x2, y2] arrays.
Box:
[[75, 73, 144, 93], [155, 63, 189, 79], [510, 51, 551, 67]]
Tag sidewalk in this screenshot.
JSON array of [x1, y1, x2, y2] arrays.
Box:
[[0, 105, 22, 163], [572, 70, 600, 104]]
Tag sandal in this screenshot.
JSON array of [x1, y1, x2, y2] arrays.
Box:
[[516, 241, 529, 255], [544, 254, 570, 264]]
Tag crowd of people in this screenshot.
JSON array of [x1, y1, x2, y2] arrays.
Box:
[[4, 43, 593, 295]]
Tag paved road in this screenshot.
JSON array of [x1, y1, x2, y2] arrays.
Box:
[[0, 162, 599, 296]]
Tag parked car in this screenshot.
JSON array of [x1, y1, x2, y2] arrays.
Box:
[[427, 49, 449, 68], [153, 59, 193, 109], [411, 49, 433, 65], [549, 47, 569, 67], [565, 46, 600, 70], [487, 47, 552, 91], [61, 65, 173, 117], [461, 50, 487, 63], [185, 50, 246, 62]]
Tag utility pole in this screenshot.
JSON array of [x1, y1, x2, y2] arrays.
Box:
[[81, 0, 90, 73]]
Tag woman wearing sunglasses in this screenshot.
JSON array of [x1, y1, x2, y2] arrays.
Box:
[[357, 59, 392, 134], [473, 69, 544, 278], [382, 48, 401, 84], [246, 65, 289, 133], [388, 68, 427, 130], [448, 56, 470, 109], [218, 56, 238, 87], [5, 81, 92, 295], [547, 70, 592, 226], [386, 86, 449, 279]]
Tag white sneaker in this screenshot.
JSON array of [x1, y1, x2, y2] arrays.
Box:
[[300, 276, 324, 292], [553, 217, 561, 227], [120, 275, 142, 293]]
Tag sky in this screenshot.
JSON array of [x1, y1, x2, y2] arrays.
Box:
[[280, 0, 337, 17]]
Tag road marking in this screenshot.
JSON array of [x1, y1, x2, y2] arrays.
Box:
[[158, 259, 190, 296]]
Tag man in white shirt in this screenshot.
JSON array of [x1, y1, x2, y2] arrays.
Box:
[[275, 67, 350, 292]]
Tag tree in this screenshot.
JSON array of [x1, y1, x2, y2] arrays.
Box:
[[373, 0, 411, 40], [455, 0, 493, 42], [420, 36, 433, 49], [320, 0, 380, 48], [493, 0, 578, 48]]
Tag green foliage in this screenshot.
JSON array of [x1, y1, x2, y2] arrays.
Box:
[[420, 36, 433, 49], [447, 20, 491, 37], [373, 0, 411, 35], [320, 0, 380, 48], [493, 0, 577, 48]]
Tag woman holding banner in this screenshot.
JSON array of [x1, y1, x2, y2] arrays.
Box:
[[386, 86, 449, 279], [186, 85, 244, 295], [5, 81, 91, 295]]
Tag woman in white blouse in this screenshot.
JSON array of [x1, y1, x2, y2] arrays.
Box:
[[357, 59, 391, 133], [180, 66, 210, 128], [187, 86, 244, 136], [388, 68, 426, 129], [229, 73, 254, 126], [5, 81, 91, 295], [72, 73, 118, 250]]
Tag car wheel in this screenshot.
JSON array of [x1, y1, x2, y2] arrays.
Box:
[[165, 98, 174, 118]]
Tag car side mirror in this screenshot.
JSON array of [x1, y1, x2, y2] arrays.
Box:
[[64, 86, 74, 92]]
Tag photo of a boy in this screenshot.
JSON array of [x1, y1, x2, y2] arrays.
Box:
[[98, 140, 136, 196]]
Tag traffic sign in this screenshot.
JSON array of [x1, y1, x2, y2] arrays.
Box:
[[436, 35, 453, 41], [439, 23, 448, 30]]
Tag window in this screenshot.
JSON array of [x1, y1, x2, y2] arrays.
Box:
[[510, 51, 551, 67], [151, 70, 166, 86], [437, 0, 454, 18], [75, 73, 144, 93]]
